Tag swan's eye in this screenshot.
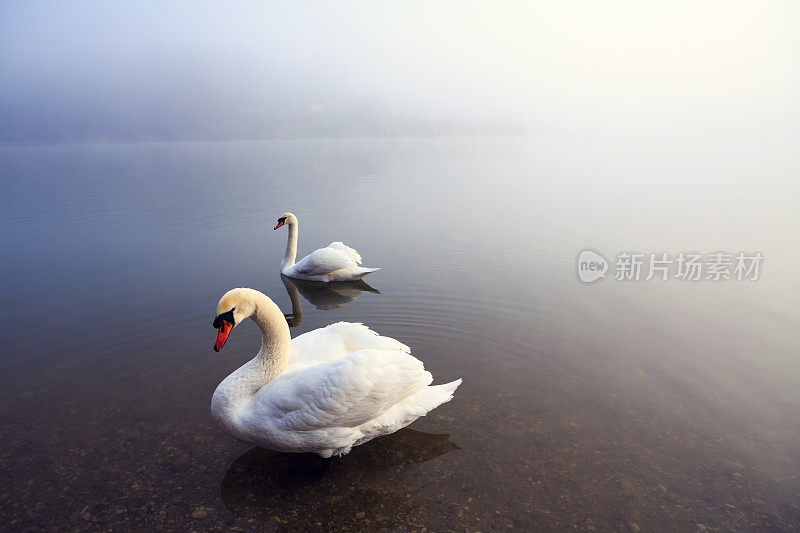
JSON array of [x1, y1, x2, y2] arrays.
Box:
[[213, 308, 235, 328]]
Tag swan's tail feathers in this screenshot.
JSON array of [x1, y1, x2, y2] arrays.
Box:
[[354, 266, 380, 278], [328, 266, 380, 281], [413, 378, 462, 414]]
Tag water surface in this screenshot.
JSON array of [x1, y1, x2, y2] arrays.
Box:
[[1, 137, 798, 530]]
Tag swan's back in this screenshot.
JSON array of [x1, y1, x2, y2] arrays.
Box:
[[327, 241, 363, 264], [243, 322, 461, 457], [284, 243, 378, 281], [287, 322, 408, 370]]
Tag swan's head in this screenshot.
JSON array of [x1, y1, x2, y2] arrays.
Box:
[[273, 212, 297, 230], [213, 288, 257, 352]]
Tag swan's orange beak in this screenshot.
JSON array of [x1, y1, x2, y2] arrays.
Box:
[[214, 320, 233, 352], [274, 220, 285, 230]]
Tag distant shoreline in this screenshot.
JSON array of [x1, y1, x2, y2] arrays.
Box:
[[0, 132, 535, 148]]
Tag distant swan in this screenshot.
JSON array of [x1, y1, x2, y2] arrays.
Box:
[[274, 212, 379, 282], [211, 288, 462, 458]]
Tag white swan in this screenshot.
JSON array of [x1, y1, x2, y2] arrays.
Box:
[[274, 212, 380, 281], [211, 288, 462, 458]]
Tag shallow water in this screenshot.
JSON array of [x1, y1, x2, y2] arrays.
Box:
[[1, 137, 799, 531]]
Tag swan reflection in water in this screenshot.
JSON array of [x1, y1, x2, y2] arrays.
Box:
[[220, 429, 459, 528], [281, 274, 380, 327]]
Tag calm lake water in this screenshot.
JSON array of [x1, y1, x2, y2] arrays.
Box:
[[1, 136, 799, 531]]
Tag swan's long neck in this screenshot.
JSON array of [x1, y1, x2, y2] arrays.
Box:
[[211, 292, 291, 435], [252, 300, 292, 382], [281, 221, 298, 269]]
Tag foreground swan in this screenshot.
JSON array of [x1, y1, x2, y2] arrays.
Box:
[[274, 212, 379, 281], [211, 288, 462, 457]]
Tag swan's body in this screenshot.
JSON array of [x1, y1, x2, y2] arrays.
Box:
[[211, 288, 461, 458], [275, 213, 379, 282]]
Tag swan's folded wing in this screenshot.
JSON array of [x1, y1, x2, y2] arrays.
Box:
[[292, 247, 358, 277], [327, 242, 362, 264], [289, 322, 410, 368], [255, 347, 433, 432]]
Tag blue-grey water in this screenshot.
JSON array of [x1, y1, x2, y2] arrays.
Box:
[[1, 137, 799, 530]]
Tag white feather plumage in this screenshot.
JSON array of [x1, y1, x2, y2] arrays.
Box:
[[211, 288, 461, 458], [275, 213, 379, 282]]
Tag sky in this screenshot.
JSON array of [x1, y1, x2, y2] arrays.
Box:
[[1, 1, 799, 141]]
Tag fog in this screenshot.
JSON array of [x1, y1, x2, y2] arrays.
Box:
[[1, 1, 799, 142]]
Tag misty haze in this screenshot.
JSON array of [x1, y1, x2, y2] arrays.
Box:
[[1, 2, 799, 532]]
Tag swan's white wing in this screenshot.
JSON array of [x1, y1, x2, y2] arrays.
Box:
[[292, 247, 358, 277], [253, 323, 431, 431], [256, 350, 432, 432], [288, 322, 408, 369], [327, 242, 362, 264]]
